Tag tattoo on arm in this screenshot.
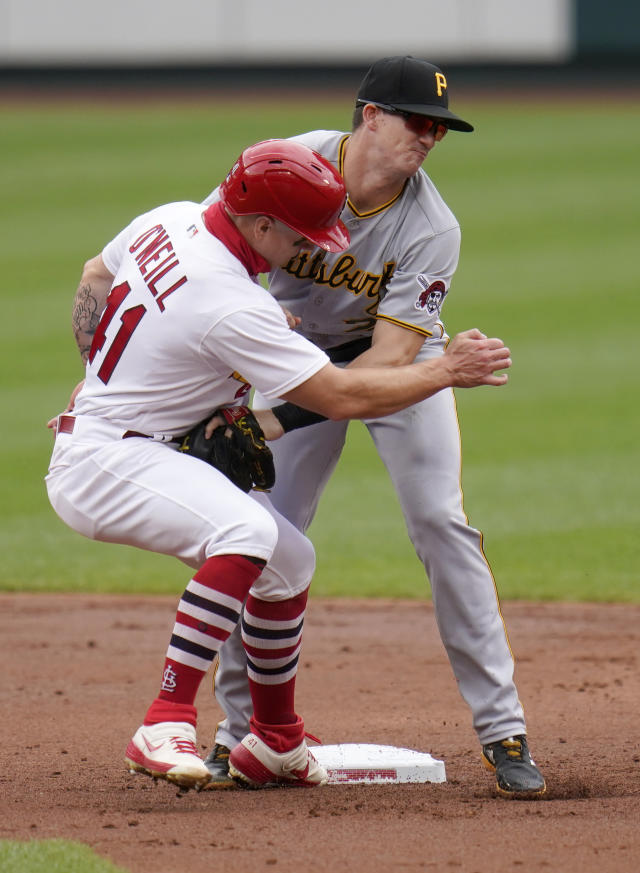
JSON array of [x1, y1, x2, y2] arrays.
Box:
[[72, 283, 101, 364]]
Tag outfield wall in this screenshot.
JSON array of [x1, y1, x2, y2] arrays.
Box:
[[1, 0, 638, 90], [1, 0, 572, 64]]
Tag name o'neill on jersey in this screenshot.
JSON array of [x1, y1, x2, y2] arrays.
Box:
[[415, 276, 446, 315], [129, 224, 187, 312]]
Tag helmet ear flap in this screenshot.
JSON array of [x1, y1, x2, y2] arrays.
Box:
[[220, 140, 349, 253]]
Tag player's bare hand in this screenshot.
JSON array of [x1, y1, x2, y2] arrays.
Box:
[[280, 306, 301, 330], [47, 379, 85, 433], [203, 413, 225, 439], [444, 329, 511, 387], [203, 407, 284, 441]]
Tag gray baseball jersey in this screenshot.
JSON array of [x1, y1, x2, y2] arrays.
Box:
[[205, 130, 459, 352], [270, 130, 458, 351], [207, 131, 527, 750]]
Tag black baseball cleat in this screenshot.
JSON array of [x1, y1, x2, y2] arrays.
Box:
[[203, 743, 235, 789], [482, 735, 546, 798]]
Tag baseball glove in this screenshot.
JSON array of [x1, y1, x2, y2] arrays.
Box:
[[178, 406, 275, 493]]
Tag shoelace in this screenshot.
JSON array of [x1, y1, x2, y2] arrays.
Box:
[[305, 730, 322, 745], [170, 736, 199, 755], [501, 738, 525, 760]]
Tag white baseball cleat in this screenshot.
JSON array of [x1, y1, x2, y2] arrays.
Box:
[[125, 721, 211, 790], [229, 732, 328, 789]]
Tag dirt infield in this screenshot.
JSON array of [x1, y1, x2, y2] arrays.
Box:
[[2, 594, 639, 873]]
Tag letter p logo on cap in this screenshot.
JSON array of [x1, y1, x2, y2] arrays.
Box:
[[435, 72, 447, 97]]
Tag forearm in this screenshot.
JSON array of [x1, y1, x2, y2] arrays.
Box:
[[283, 330, 511, 421], [264, 323, 427, 433], [284, 357, 452, 421], [346, 322, 425, 369], [72, 255, 114, 364], [72, 283, 101, 364], [325, 357, 454, 420]]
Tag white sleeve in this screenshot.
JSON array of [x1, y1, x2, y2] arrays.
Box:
[[201, 305, 330, 400], [101, 212, 151, 276], [201, 185, 222, 207]]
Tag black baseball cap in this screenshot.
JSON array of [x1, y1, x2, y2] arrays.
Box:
[[356, 56, 474, 132]]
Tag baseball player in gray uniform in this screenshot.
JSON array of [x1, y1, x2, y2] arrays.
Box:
[[47, 138, 514, 791], [203, 57, 546, 798]]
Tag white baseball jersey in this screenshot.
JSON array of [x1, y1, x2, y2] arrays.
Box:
[[204, 130, 460, 352], [47, 199, 327, 592], [73, 201, 329, 438]]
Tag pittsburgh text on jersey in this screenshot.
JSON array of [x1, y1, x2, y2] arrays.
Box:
[[284, 250, 396, 300]]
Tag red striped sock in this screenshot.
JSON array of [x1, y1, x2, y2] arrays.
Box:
[[243, 588, 308, 727], [145, 554, 263, 723]]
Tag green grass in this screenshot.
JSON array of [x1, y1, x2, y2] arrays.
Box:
[[1, 95, 639, 600], [0, 840, 130, 873]]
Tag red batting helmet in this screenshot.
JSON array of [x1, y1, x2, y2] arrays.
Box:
[[219, 139, 349, 252]]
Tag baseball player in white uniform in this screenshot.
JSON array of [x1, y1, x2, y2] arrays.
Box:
[[46, 137, 513, 791], [203, 58, 546, 798]]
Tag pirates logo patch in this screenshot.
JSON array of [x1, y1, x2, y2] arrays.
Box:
[[415, 277, 446, 315]]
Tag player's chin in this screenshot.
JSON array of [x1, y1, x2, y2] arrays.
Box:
[[404, 151, 428, 174]]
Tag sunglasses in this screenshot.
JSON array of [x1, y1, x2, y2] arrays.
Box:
[[358, 101, 448, 141]]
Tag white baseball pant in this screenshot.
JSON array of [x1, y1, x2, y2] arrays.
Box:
[[46, 414, 315, 602]]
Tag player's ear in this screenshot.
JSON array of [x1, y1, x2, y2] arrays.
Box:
[[361, 103, 381, 130], [253, 214, 274, 240], [236, 213, 271, 246]]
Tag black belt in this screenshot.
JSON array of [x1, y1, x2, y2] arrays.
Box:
[[325, 336, 373, 364]]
